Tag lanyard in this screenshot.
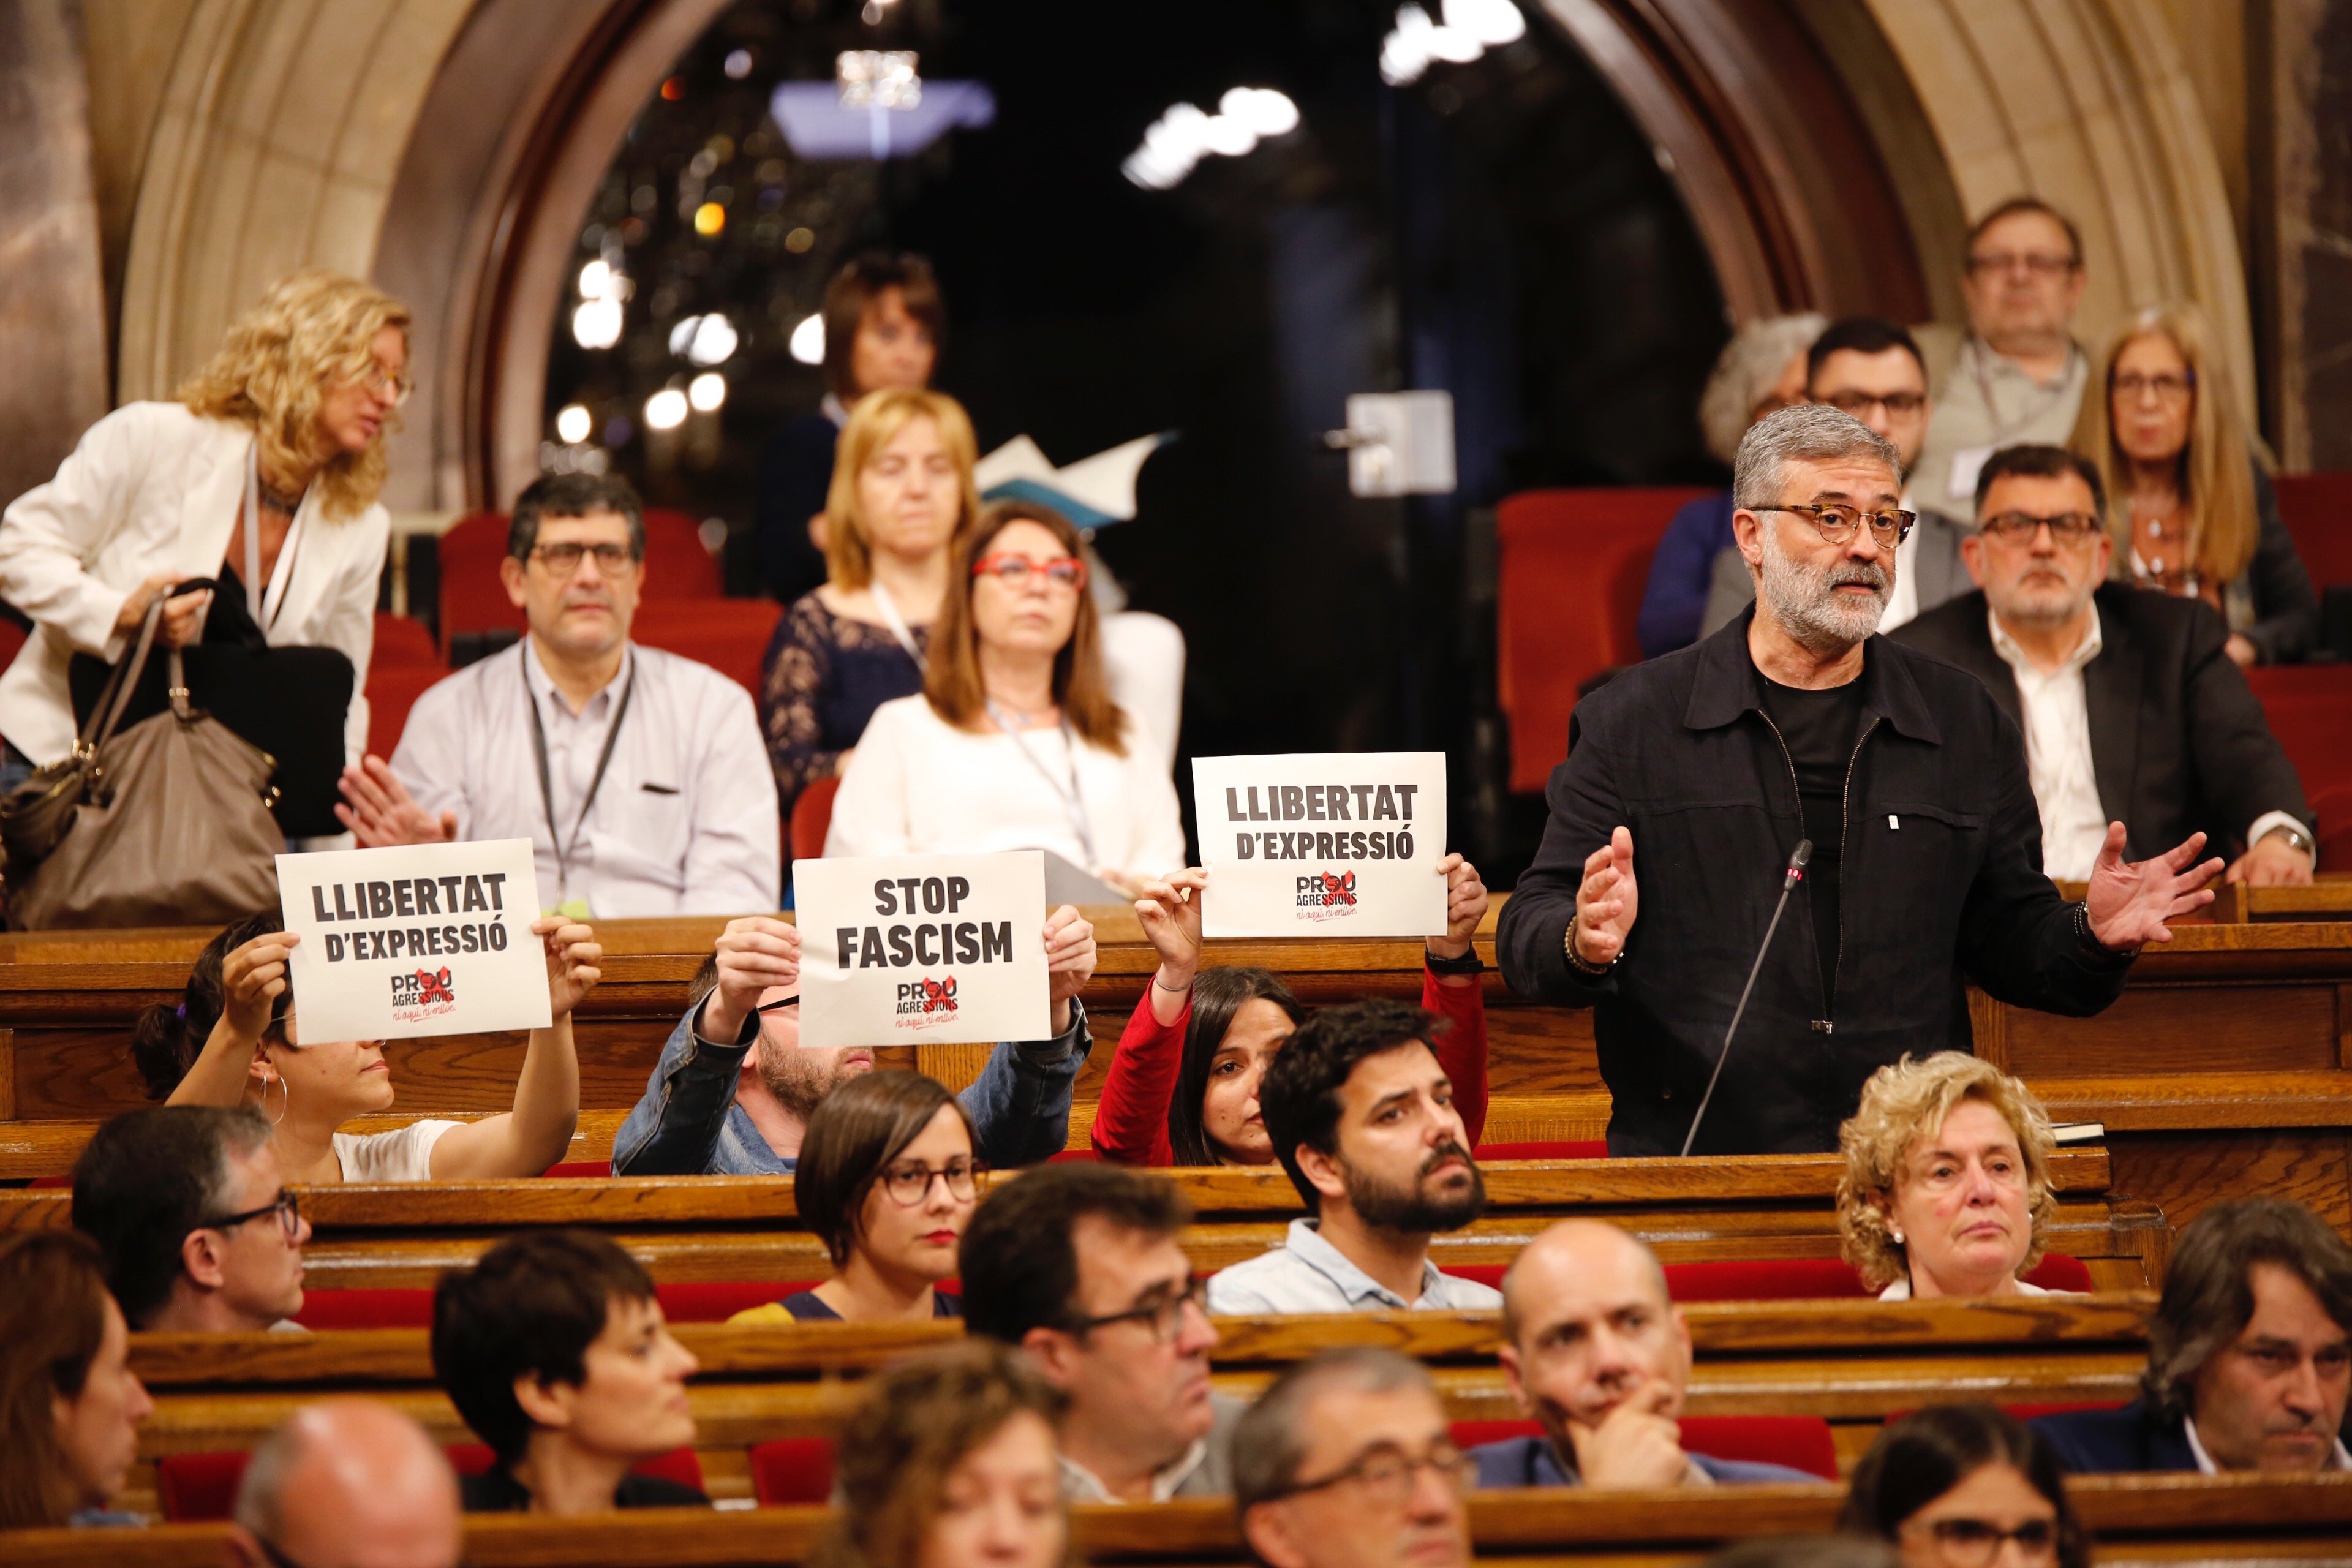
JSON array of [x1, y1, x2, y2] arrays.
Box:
[[522, 648, 638, 901], [869, 580, 926, 669], [985, 697, 1096, 866], [242, 448, 303, 631], [1966, 337, 2082, 450]]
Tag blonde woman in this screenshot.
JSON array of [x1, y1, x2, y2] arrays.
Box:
[[0, 271, 406, 793], [1838, 1053, 2073, 1301], [2069, 304, 2318, 666], [760, 386, 981, 818]]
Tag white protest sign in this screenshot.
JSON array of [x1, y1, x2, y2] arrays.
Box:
[[794, 851, 1050, 1048], [1191, 752, 1449, 938], [276, 840, 551, 1042]]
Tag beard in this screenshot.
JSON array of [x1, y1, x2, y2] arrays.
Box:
[[1758, 527, 1889, 652], [1343, 1140, 1488, 1234], [757, 1044, 853, 1120]]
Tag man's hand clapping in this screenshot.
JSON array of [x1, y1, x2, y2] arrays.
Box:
[[700, 916, 801, 1044], [335, 756, 457, 847]]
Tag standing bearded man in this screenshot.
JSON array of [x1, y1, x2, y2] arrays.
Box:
[[1496, 404, 2220, 1155]]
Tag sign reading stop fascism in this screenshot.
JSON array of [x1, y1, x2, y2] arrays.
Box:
[[793, 851, 1050, 1048]]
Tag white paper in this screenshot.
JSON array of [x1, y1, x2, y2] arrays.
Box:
[[1948, 443, 1994, 502], [794, 851, 1051, 1048], [276, 840, 551, 1042], [1191, 753, 1449, 938]]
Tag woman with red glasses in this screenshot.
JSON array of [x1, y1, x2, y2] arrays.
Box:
[[827, 499, 1185, 895]]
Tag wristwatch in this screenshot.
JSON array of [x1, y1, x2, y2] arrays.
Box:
[[1564, 914, 1618, 977], [1424, 945, 1485, 976], [2260, 822, 2316, 859]]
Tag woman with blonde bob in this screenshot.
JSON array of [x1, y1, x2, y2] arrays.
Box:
[[1838, 1053, 2073, 1300], [816, 1339, 1074, 1568], [2069, 303, 2317, 666], [827, 498, 1185, 893], [0, 270, 409, 785], [760, 386, 981, 818]]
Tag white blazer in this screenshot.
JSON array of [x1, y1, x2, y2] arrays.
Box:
[[0, 402, 387, 766]]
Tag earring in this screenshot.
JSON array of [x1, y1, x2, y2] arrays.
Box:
[[1888, 1226, 1905, 1246], [263, 1072, 289, 1128]]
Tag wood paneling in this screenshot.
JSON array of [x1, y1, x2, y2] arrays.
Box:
[[2000, 986, 2340, 1076], [2107, 1131, 2352, 1235]]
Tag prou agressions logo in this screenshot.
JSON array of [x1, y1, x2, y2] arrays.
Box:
[[1294, 870, 1359, 922], [389, 966, 458, 1024], [893, 975, 959, 1030]]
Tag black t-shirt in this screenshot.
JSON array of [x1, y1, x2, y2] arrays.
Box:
[[1756, 672, 1866, 1011]]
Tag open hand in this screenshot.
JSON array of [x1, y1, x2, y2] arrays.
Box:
[[1045, 905, 1098, 1014], [1573, 827, 1638, 967], [334, 756, 456, 846], [1428, 853, 1488, 963], [703, 916, 801, 1042], [2086, 824, 2225, 951], [1566, 1382, 1688, 1490], [220, 932, 298, 1041], [538, 918, 601, 1019]]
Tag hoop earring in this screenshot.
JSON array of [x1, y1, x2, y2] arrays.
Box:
[[263, 1072, 288, 1128]]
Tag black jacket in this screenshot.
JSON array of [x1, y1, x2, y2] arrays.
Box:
[[460, 1465, 710, 1513], [1891, 584, 2309, 862], [1495, 608, 2133, 1155], [2029, 1398, 2198, 1475]]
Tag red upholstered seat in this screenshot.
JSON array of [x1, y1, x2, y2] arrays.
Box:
[[751, 1437, 838, 1506], [2311, 783, 2352, 869], [292, 1287, 435, 1329], [364, 661, 450, 760], [2245, 664, 2352, 802], [655, 1281, 820, 1322], [2271, 472, 2352, 589], [1664, 1259, 1869, 1302], [1473, 1141, 1608, 1161], [1447, 1417, 1836, 1480], [373, 612, 442, 669], [545, 1161, 613, 1178], [630, 597, 783, 696], [0, 616, 26, 677], [160, 1447, 703, 1520], [791, 776, 840, 864], [448, 1442, 705, 1493], [639, 509, 726, 600], [435, 509, 726, 654], [1495, 487, 1707, 791], [2021, 1253, 2096, 1293], [1440, 1264, 1506, 1289]]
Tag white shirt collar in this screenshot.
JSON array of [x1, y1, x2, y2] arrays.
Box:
[[2184, 1413, 2352, 1475], [1280, 1217, 1446, 1308], [1987, 601, 2103, 680], [1058, 1438, 1211, 1504], [522, 636, 632, 719]]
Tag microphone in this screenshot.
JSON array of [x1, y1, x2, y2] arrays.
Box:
[[1679, 839, 1812, 1158]]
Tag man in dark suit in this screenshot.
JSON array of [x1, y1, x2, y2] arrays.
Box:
[[1893, 445, 2314, 885], [2034, 1197, 2352, 1473]]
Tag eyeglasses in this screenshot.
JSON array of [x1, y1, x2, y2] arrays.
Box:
[[1822, 390, 1926, 418], [879, 1157, 983, 1205], [203, 1189, 301, 1245], [1271, 1438, 1474, 1512], [529, 541, 639, 574], [1980, 511, 2103, 545], [755, 995, 800, 1015], [1964, 252, 2078, 279], [972, 553, 1087, 592], [1905, 1517, 2059, 1567], [1065, 1276, 1208, 1344], [2113, 370, 2196, 403], [1754, 502, 1916, 548], [357, 366, 415, 407]]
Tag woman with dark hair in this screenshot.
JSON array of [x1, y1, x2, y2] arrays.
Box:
[[732, 1071, 978, 1324], [826, 498, 1185, 892], [134, 911, 600, 1183], [0, 1231, 154, 1528], [1839, 1405, 2087, 1568], [1092, 861, 1490, 1166], [817, 1339, 1074, 1568]]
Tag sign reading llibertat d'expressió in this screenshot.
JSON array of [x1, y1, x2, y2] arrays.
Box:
[[1191, 753, 1448, 938]]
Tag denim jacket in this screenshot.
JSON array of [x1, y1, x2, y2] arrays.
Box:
[[611, 999, 1093, 1175]]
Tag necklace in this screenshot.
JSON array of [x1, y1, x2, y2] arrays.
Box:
[[257, 473, 309, 514]]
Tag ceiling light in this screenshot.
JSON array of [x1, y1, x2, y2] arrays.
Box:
[[668, 314, 740, 367], [694, 202, 726, 236], [1446, 0, 1526, 46], [789, 314, 825, 365], [688, 372, 728, 412], [1220, 87, 1300, 138], [578, 259, 612, 299], [571, 297, 623, 350], [724, 48, 753, 80], [644, 388, 689, 431], [555, 404, 592, 444], [1123, 88, 1300, 191]]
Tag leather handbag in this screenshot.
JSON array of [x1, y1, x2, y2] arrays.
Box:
[[2, 595, 283, 930]]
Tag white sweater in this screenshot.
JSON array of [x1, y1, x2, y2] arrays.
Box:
[[826, 695, 1186, 883]]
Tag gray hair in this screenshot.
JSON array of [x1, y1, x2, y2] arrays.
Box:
[[232, 1409, 309, 1540], [1732, 403, 1901, 510], [1698, 312, 1827, 466], [1232, 1349, 1436, 1518], [2144, 1197, 2352, 1420]]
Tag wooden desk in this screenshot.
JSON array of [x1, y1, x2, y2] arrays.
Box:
[[14, 1476, 2352, 1567]]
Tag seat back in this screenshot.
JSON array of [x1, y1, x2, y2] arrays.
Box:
[[364, 662, 449, 761], [2245, 665, 2352, 802], [1496, 488, 1706, 790], [2270, 472, 2352, 589], [1473, 1140, 1608, 1161], [1449, 1416, 1836, 1481], [792, 777, 841, 862], [160, 1446, 704, 1521], [640, 509, 725, 600], [750, 1437, 839, 1506], [373, 612, 442, 669], [436, 512, 524, 650], [630, 598, 783, 696]]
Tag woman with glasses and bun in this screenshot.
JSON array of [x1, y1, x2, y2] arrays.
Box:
[[0, 271, 409, 798], [827, 498, 1185, 895], [731, 1071, 977, 1324], [1840, 1405, 2087, 1568]]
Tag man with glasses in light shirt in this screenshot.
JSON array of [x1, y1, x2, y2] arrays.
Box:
[[1914, 197, 2092, 515], [1232, 1349, 1474, 1568], [961, 1163, 1240, 1503], [1894, 445, 2313, 887], [72, 1105, 310, 1333], [334, 472, 779, 918]]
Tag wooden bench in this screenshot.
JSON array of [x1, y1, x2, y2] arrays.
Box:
[[112, 1297, 2156, 1509], [9, 911, 2352, 1234], [14, 1476, 2352, 1567], [0, 1149, 2165, 1291]]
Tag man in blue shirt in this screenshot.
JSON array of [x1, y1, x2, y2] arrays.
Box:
[[612, 913, 1096, 1174], [1472, 1219, 1815, 1489]]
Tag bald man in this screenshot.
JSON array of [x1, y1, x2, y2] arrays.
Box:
[[230, 1400, 464, 1568], [1473, 1221, 1815, 1489]]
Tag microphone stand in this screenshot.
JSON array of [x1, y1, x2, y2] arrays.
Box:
[[1680, 840, 1812, 1158]]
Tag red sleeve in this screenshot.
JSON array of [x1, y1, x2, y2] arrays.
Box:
[[1425, 964, 1489, 1148], [1090, 989, 1188, 1167]]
